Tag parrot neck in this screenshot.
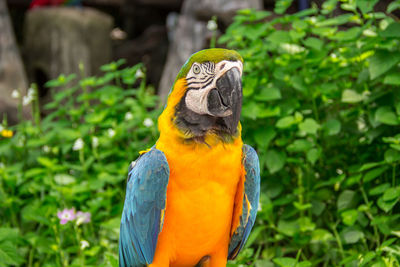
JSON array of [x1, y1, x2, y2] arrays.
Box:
[[157, 78, 242, 147]]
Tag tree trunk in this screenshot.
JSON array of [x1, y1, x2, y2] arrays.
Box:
[[0, 0, 29, 124]]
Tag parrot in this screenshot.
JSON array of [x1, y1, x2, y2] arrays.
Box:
[[119, 48, 260, 267]]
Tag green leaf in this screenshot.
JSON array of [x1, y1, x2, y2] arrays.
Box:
[[341, 228, 364, 244], [341, 89, 364, 103], [341, 209, 358, 226], [383, 134, 400, 144], [0, 228, 19, 242], [291, 75, 307, 94], [306, 148, 320, 165], [277, 220, 298, 237], [311, 26, 337, 37], [369, 50, 400, 80], [85, 245, 102, 257], [287, 139, 313, 152], [0, 242, 22, 266], [105, 252, 119, 267], [311, 229, 334, 243], [363, 166, 389, 182], [37, 157, 56, 168], [303, 37, 324, 50], [359, 162, 383, 172], [243, 76, 257, 97], [273, 257, 296, 267], [259, 106, 281, 118], [266, 150, 286, 174], [289, 29, 306, 40], [54, 174, 76, 185], [245, 225, 266, 248], [265, 180, 283, 199], [387, 1, 400, 13], [255, 260, 274, 267], [254, 87, 282, 101], [377, 196, 398, 212], [299, 261, 312, 267], [369, 183, 391, 196], [360, 251, 376, 267], [337, 190, 356, 211], [45, 73, 76, 87], [24, 168, 45, 179], [356, 0, 378, 14], [375, 106, 399, 125], [390, 144, 400, 151], [267, 31, 291, 44], [293, 20, 308, 30], [380, 22, 400, 38], [330, 27, 361, 41], [382, 187, 400, 201], [384, 149, 400, 163], [383, 72, 400, 85], [344, 174, 362, 187], [57, 128, 81, 141], [323, 119, 341, 135], [85, 110, 108, 124], [315, 14, 352, 27], [299, 118, 320, 135], [276, 116, 295, 128], [100, 59, 126, 72], [242, 102, 262, 120], [294, 201, 312, 211], [322, 0, 338, 13], [311, 200, 326, 216], [341, 2, 356, 12], [254, 127, 276, 148], [298, 217, 316, 232], [274, 0, 294, 14]]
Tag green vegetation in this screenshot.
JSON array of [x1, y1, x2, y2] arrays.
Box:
[[220, 0, 400, 266], [0, 61, 160, 266], [1, 0, 400, 266]]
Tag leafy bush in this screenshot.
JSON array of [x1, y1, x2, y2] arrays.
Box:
[[0, 60, 161, 266], [220, 0, 400, 266], [2, 1, 400, 266]]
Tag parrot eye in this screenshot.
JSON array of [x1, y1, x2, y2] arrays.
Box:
[[193, 64, 201, 74]]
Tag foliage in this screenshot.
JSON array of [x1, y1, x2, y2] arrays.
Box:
[[220, 0, 400, 266], [2, 0, 400, 266], [0, 60, 161, 266]]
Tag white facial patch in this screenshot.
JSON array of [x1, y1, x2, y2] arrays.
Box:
[[185, 60, 243, 116]]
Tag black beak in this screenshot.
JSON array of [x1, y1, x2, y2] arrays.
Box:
[[207, 67, 242, 134]]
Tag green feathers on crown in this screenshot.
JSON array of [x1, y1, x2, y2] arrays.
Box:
[[175, 49, 243, 80]]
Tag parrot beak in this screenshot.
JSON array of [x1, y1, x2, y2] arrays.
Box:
[[208, 67, 242, 117], [208, 66, 242, 134]]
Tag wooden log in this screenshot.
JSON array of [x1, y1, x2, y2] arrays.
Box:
[[0, 0, 29, 124]]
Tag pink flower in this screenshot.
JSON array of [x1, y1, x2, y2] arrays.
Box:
[[57, 208, 76, 225], [76, 211, 91, 225]]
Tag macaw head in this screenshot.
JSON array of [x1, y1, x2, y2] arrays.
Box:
[[159, 48, 243, 143]]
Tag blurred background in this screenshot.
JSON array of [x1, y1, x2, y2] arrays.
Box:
[[1, 1, 400, 267], [2, 0, 393, 124]]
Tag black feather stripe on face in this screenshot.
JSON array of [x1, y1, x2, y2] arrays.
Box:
[[186, 75, 214, 87]]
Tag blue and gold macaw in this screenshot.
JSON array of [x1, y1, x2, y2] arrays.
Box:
[[119, 48, 260, 267]]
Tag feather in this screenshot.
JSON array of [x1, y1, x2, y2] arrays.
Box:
[[228, 144, 260, 260], [119, 148, 170, 267]]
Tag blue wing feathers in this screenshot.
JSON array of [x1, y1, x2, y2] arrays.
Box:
[[228, 144, 260, 259], [119, 148, 170, 267]]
